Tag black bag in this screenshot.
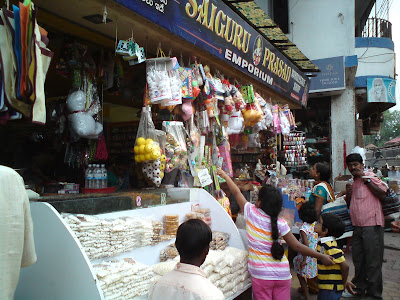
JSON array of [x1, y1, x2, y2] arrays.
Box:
[[382, 187, 400, 216]]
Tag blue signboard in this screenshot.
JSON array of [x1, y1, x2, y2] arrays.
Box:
[[309, 56, 345, 93], [113, 0, 310, 106], [367, 77, 396, 104]]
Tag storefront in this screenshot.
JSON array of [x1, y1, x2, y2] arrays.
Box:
[[2, 1, 318, 299]]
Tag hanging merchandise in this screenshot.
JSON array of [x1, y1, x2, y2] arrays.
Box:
[[283, 104, 296, 130], [272, 105, 281, 134], [279, 107, 291, 136], [187, 117, 201, 176], [241, 85, 263, 128], [146, 47, 173, 104], [66, 88, 103, 139], [94, 135, 109, 161], [162, 121, 188, 174], [116, 38, 146, 65], [212, 167, 232, 217], [135, 107, 166, 187], [230, 85, 245, 111], [0, 2, 53, 124], [222, 80, 235, 114]]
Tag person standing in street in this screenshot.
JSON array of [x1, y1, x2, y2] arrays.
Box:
[[343, 153, 387, 299]]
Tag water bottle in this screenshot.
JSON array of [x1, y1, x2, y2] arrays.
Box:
[[85, 164, 92, 189], [94, 164, 102, 189], [101, 164, 107, 188]]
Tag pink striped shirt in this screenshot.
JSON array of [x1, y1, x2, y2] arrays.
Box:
[[244, 202, 291, 280], [349, 172, 386, 227]]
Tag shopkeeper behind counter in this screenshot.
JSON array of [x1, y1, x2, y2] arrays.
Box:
[[107, 157, 131, 191]]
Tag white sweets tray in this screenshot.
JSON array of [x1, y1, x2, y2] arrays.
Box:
[[15, 188, 249, 300]]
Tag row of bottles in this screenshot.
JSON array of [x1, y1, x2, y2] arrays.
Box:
[[85, 164, 107, 189]]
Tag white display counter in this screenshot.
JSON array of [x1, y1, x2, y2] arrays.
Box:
[[15, 188, 250, 300]]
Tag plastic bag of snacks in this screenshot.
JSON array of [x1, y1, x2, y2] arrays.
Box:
[[279, 107, 291, 135], [241, 85, 263, 127], [163, 215, 179, 236], [162, 121, 188, 173]]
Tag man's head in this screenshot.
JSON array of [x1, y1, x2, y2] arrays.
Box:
[[346, 153, 364, 178], [315, 213, 345, 239], [175, 219, 212, 267]]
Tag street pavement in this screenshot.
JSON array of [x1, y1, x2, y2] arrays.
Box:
[[236, 232, 400, 299]]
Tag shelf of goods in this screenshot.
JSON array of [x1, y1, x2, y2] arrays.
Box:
[[15, 188, 250, 300]]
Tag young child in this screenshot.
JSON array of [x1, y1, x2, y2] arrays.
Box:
[[293, 202, 319, 300], [315, 213, 356, 300], [217, 169, 334, 300]]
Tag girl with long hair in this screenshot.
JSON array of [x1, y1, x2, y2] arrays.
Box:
[[217, 169, 333, 300]]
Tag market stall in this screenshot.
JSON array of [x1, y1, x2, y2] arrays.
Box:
[[15, 188, 250, 300], [1, 1, 320, 299]]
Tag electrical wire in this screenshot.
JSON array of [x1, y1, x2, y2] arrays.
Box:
[[289, 0, 301, 12], [358, 52, 395, 60]]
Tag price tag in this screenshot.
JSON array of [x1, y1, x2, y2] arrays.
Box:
[[197, 168, 213, 187], [136, 196, 142, 207], [161, 193, 166, 205]]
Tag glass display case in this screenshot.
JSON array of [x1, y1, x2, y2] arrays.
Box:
[[16, 188, 250, 300]]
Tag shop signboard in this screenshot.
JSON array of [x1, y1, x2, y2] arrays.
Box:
[[113, 0, 310, 106], [367, 77, 396, 104], [309, 56, 345, 93]]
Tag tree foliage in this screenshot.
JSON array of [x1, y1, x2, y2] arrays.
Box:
[[363, 110, 400, 147]]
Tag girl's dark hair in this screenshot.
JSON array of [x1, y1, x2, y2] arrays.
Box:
[[315, 163, 331, 183], [258, 185, 284, 260], [298, 201, 317, 224]]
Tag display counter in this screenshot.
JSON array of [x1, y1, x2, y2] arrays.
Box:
[[15, 188, 250, 300]]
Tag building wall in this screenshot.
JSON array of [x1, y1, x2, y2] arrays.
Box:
[[331, 86, 357, 179], [287, 0, 357, 179], [355, 37, 396, 85], [287, 0, 355, 59]]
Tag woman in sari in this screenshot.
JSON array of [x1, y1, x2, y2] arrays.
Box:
[[308, 162, 335, 218]]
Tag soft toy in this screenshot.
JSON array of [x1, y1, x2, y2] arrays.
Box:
[[66, 90, 103, 139]]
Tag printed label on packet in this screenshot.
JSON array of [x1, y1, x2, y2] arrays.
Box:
[[161, 193, 166, 205], [197, 168, 213, 187], [136, 196, 142, 207]]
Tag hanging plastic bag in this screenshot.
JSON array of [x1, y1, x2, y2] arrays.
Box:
[[212, 167, 232, 217], [134, 107, 166, 187], [163, 121, 188, 173], [279, 107, 291, 135]]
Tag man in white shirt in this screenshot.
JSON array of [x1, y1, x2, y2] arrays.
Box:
[[148, 219, 224, 300], [0, 166, 37, 299]]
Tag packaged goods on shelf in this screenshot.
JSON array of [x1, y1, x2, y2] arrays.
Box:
[[210, 231, 230, 250], [63, 214, 160, 259], [151, 260, 178, 276], [93, 259, 155, 300], [200, 247, 250, 298], [159, 243, 179, 262], [163, 214, 179, 236]]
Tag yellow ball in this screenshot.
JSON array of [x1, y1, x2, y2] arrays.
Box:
[[160, 171, 164, 179], [160, 155, 166, 163], [145, 154, 152, 161], [160, 164, 165, 171], [153, 145, 161, 152], [136, 137, 146, 146], [139, 145, 146, 154], [139, 155, 146, 161], [145, 138, 153, 144], [134, 146, 140, 154], [135, 155, 142, 163], [145, 144, 154, 153]]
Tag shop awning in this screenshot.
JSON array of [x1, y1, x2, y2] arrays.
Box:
[[225, 0, 320, 73]]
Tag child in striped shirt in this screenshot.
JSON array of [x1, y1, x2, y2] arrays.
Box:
[[217, 169, 334, 300], [315, 213, 356, 300]]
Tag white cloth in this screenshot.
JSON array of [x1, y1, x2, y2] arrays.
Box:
[[0, 166, 37, 300], [148, 263, 225, 300]]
